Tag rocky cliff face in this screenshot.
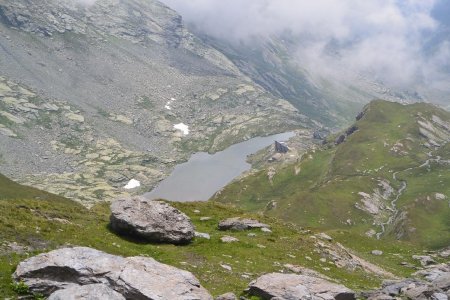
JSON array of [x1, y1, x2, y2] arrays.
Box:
[[0, 0, 308, 205]]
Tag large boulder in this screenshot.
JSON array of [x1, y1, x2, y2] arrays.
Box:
[[110, 196, 195, 244], [48, 284, 125, 300], [218, 217, 270, 231], [248, 273, 355, 300], [13, 247, 213, 300]]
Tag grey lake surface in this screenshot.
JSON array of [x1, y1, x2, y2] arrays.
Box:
[[145, 132, 295, 202]]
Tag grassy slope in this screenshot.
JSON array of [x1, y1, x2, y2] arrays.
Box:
[[215, 100, 450, 249], [0, 174, 409, 298]]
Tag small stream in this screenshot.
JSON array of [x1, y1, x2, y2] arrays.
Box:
[[145, 132, 294, 202], [375, 155, 442, 239]]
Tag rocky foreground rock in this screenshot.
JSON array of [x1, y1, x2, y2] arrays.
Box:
[[363, 263, 450, 300], [13, 247, 212, 300], [218, 217, 270, 231], [110, 196, 195, 244], [248, 273, 356, 300]]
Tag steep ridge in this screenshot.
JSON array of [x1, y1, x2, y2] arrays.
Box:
[[215, 100, 450, 248], [0, 0, 309, 205]]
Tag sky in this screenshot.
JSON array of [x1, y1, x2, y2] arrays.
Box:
[[160, 0, 450, 91]]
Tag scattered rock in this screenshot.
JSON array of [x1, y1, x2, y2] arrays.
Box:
[[380, 279, 417, 296], [435, 193, 447, 200], [64, 112, 84, 123], [0, 111, 26, 123], [412, 255, 436, 266], [218, 217, 270, 231], [283, 264, 332, 280], [195, 231, 211, 240], [335, 134, 346, 145], [48, 284, 125, 300], [200, 217, 212, 221], [404, 285, 431, 299], [364, 263, 450, 300], [356, 110, 366, 121], [215, 292, 237, 300], [371, 250, 383, 256], [366, 229, 377, 238], [261, 227, 272, 233], [248, 273, 355, 300], [0, 125, 17, 137], [432, 293, 448, 300], [220, 264, 232, 271], [13, 247, 213, 299], [316, 232, 333, 241], [439, 247, 450, 258], [346, 125, 358, 136], [220, 236, 239, 243], [110, 196, 195, 244], [275, 141, 289, 153]]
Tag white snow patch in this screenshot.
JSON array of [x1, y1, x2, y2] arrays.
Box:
[[174, 123, 189, 135], [124, 179, 140, 189], [165, 97, 176, 110]]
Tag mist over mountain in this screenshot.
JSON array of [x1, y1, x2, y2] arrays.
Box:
[[162, 0, 450, 107]]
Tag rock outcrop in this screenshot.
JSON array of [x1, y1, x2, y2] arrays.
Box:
[[248, 273, 356, 300], [13, 247, 213, 299], [275, 141, 289, 153], [218, 217, 270, 231], [363, 263, 450, 300], [335, 134, 346, 145], [110, 196, 195, 244]]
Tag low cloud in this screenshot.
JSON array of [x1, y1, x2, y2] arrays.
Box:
[[161, 0, 450, 92]]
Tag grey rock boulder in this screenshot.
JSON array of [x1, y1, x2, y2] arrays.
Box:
[[381, 279, 417, 296], [432, 293, 448, 300], [365, 263, 450, 299], [218, 217, 270, 231], [110, 196, 195, 244], [220, 235, 239, 243], [371, 250, 383, 256], [412, 255, 436, 267], [48, 284, 125, 300], [439, 248, 450, 258], [13, 247, 213, 300], [248, 273, 355, 300], [195, 231, 211, 240]]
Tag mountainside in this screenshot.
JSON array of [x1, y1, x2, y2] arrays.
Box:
[[2, 171, 448, 299], [0, 0, 308, 205], [215, 100, 450, 248], [196, 33, 426, 127]]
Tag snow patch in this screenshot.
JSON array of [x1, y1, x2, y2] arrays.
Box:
[[174, 123, 189, 135], [165, 97, 176, 110], [124, 179, 140, 189]]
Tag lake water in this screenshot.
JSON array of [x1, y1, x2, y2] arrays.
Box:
[[145, 131, 295, 202]]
